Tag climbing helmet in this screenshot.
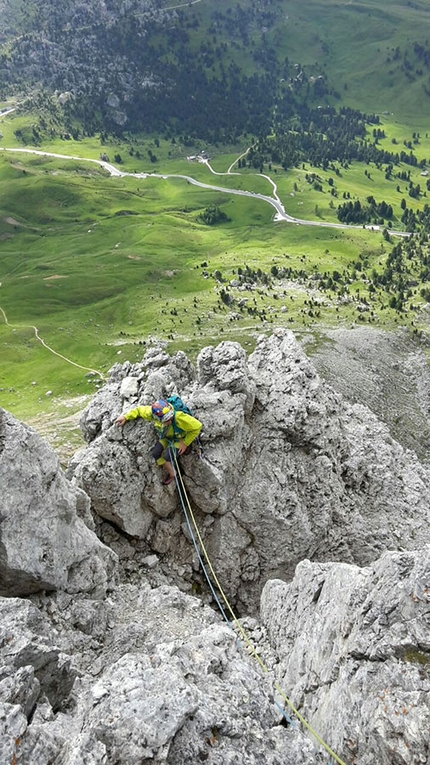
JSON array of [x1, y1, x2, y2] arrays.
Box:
[[151, 399, 174, 423]]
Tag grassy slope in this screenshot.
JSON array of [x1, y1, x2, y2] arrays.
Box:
[[198, 0, 430, 125], [1, 136, 426, 424], [2, 0, 430, 454]]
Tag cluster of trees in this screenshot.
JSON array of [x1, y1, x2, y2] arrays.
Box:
[[0, 0, 286, 140], [236, 265, 273, 285], [400, 202, 430, 232], [413, 42, 430, 70], [249, 105, 426, 173], [3, 0, 430, 189], [213, 229, 430, 321], [0, 0, 373, 147], [369, 235, 430, 310], [198, 205, 230, 226], [337, 196, 394, 225], [386, 40, 430, 87]]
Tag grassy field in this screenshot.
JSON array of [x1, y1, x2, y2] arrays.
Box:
[[2, 107, 430, 458]]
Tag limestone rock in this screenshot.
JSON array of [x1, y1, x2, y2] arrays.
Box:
[[78, 381, 122, 441], [1, 582, 319, 765], [2, 330, 430, 765], [68, 333, 430, 614], [0, 408, 117, 597], [0, 596, 77, 765], [307, 326, 430, 460], [119, 375, 139, 399], [261, 546, 430, 765], [0, 597, 75, 711]]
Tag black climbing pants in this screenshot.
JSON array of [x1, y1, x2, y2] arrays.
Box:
[[151, 441, 192, 463]]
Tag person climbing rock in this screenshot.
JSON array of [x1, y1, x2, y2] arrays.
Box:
[[116, 399, 202, 485]]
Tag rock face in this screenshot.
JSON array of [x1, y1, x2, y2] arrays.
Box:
[[69, 332, 430, 613], [306, 327, 430, 461], [1, 333, 430, 765], [260, 546, 430, 765], [0, 408, 117, 597], [0, 585, 319, 765]]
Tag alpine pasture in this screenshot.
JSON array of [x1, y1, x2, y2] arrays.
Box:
[[1, 125, 427, 435]]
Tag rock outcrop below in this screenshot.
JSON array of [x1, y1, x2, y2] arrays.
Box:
[[0, 408, 117, 597], [69, 331, 430, 613], [0, 585, 319, 765], [260, 546, 430, 765]]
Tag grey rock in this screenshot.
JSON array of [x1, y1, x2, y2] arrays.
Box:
[[0, 409, 117, 597], [261, 546, 430, 765], [1, 581, 319, 765], [0, 702, 27, 765], [0, 597, 76, 712], [0, 665, 40, 719], [306, 327, 430, 460], [142, 553, 159, 568], [69, 333, 430, 615], [3, 332, 430, 765], [78, 381, 122, 441], [119, 375, 139, 399]]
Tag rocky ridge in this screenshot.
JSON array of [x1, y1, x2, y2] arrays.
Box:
[[0, 330, 429, 765], [69, 330, 430, 613]]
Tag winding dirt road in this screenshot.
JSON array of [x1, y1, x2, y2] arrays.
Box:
[[0, 146, 411, 237]]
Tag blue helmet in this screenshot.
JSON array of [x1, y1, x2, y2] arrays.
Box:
[[151, 400, 174, 423]]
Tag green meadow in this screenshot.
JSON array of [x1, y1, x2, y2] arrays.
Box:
[[195, 0, 430, 126], [2, 109, 430, 455]]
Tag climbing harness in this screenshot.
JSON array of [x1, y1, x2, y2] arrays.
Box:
[[170, 450, 349, 765]]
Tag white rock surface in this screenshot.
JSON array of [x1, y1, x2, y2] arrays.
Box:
[[2, 333, 430, 765], [0, 585, 319, 765], [261, 546, 430, 765]]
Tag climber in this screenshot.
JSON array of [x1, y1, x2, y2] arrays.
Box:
[[116, 399, 202, 486]]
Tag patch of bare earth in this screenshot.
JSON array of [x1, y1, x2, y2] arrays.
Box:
[[27, 395, 90, 467], [3, 216, 26, 227]]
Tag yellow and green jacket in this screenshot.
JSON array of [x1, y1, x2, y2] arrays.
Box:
[[124, 405, 202, 464]]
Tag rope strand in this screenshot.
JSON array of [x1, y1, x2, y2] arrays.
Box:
[[171, 451, 347, 765]]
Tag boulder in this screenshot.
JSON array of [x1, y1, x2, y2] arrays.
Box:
[[261, 546, 430, 765], [0, 408, 117, 597]]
